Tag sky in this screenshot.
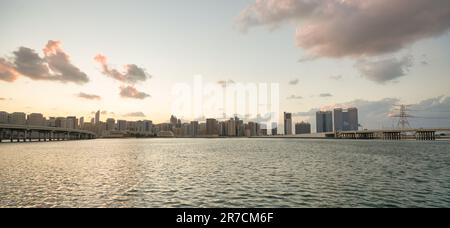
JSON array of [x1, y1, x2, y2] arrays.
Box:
[[1, 0, 450, 129]]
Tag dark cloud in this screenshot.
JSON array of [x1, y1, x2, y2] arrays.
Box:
[[101, 110, 109, 115], [120, 86, 151, 99], [354, 56, 413, 84], [77, 92, 101, 100], [0, 97, 6, 101], [123, 112, 146, 117], [319, 93, 333, 98], [287, 95, 303, 100], [238, 0, 450, 58], [94, 54, 150, 84], [0, 41, 89, 84], [288, 79, 299, 85]]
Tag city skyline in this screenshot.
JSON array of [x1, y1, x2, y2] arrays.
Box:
[[1, 0, 450, 130]]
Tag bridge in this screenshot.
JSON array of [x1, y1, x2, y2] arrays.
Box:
[[336, 128, 450, 141], [0, 124, 97, 143]]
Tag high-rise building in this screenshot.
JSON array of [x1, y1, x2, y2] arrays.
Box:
[[333, 108, 344, 132], [10, 112, 26, 125], [190, 121, 199, 137], [346, 108, 359, 131], [295, 122, 311, 134], [66, 116, 78, 129], [95, 111, 100, 125], [316, 111, 333, 133], [79, 117, 85, 128], [106, 118, 116, 131], [333, 108, 359, 131], [170, 115, 178, 130], [226, 118, 236, 136], [284, 112, 293, 135], [206, 118, 218, 135]]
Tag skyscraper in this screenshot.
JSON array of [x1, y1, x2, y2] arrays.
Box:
[[284, 112, 293, 135], [333, 108, 359, 131], [95, 110, 100, 125], [190, 121, 199, 137], [79, 117, 85, 128], [333, 108, 344, 132], [346, 108, 359, 131], [206, 118, 218, 136], [316, 111, 333, 133]]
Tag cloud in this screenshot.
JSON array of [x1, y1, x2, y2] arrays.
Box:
[[77, 92, 101, 100], [120, 86, 150, 99], [329, 75, 343, 80], [237, 0, 450, 58], [0, 41, 89, 84], [0, 58, 20, 82], [288, 78, 299, 85], [0, 97, 6, 101], [287, 95, 303, 100], [354, 56, 413, 84], [94, 54, 150, 84], [123, 112, 146, 118], [43, 40, 89, 84], [319, 93, 333, 98]]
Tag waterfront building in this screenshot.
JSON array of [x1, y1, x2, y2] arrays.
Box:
[[316, 111, 333, 133], [226, 119, 236, 137], [95, 110, 100, 125], [27, 113, 45, 126], [117, 120, 127, 131], [106, 118, 116, 131], [284, 112, 293, 135], [206, 119, 218, 136], [0, 111, 9, 123], [55, 117, 67, 128], [333, 108, 359, 131], [47, 117, 56, 127], [271, 122, 278, 135], [10, 112, 26, 125], [79, 117, 85, 128], [295, 122, 311, 134], [67, 116, 78, 129], [190, 121, 199, 137]]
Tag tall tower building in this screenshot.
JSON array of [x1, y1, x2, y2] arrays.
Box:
[[95, 110, 100, 125], [284, 112, 293, 135], [316, 111, 333, 133], [333, 108, 344, 132]]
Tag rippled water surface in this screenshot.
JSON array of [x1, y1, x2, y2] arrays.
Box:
[[1, 138, 450, 208]]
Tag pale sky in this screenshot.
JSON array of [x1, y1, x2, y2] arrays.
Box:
[[1, 0, 450, 129]]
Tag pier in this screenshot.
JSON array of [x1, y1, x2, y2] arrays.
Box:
[[336, 128, 450, 141], [0, 124, 96, 143]]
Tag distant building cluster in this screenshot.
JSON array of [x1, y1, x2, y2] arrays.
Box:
[[0, 107, 358, 138]]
